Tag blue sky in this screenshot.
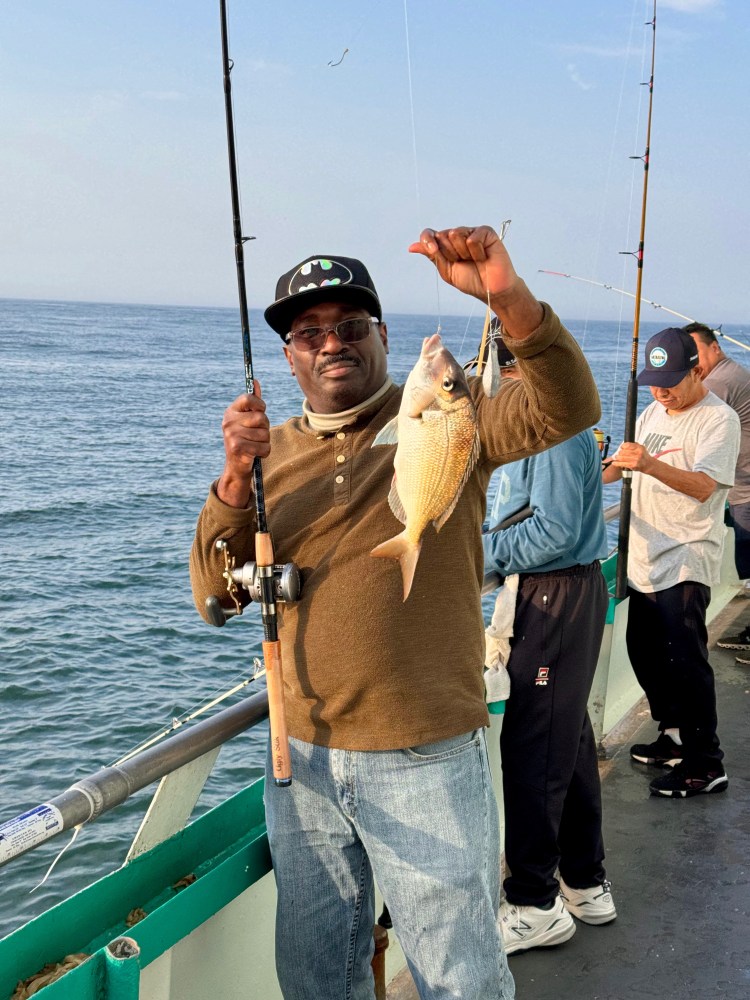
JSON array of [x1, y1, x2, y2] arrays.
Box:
[[1, 0, 746, 323]]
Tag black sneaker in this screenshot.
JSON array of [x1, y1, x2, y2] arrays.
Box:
[[630, 733, 684, 767], [649, 762, 728, 798], [716, 627, 750, 650], [736, 654, 750, 665]]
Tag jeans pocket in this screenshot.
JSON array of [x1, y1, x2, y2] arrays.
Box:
[[404, 729, 481, 761]]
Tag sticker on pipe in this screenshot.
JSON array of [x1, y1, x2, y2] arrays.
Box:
[[0, 804, 63, 864]]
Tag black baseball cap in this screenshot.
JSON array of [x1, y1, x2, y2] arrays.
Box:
[[495, 338, 517, 368], [636, 327, 699, 388], [264, 255, 382, 339]]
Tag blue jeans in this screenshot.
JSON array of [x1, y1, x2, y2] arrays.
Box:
[[265, 731, 513, 1000]]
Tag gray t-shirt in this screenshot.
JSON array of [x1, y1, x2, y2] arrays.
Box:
[[704, 355, 750, 505], [628, 391, 740, 593]]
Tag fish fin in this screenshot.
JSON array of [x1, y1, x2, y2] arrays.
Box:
[[433, 429, 482, 533], [387, 475, 408, 525], [372, 417, 399, 447], [370, 532, 422, 601]]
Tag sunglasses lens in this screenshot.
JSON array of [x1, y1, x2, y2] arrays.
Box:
[[337, 319, 372, 343], [290, 318, 374, 350]]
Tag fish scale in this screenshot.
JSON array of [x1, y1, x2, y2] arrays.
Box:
[[370, 334, 480, 600], [395, 403, 478, 542]]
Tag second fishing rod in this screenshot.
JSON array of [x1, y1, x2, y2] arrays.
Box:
[[615, 0, 657, 602]]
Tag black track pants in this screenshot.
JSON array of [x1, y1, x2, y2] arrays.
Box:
[[625, 582, 722, 768], [500, 562, 608, 907]]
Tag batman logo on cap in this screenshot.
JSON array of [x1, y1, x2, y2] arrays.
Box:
[[288, 259, 354, 296]]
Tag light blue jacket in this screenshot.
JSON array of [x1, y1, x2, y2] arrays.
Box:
[[483, 429, 608, 576]]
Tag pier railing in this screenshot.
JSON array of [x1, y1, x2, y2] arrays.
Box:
[[1, 503, 740, 870], [0, 691, 269, 870]]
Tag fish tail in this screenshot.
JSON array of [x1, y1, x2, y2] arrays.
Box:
[[370, 533, 422, 601]]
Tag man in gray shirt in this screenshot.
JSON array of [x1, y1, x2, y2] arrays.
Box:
[[686, 323, 750, 656]]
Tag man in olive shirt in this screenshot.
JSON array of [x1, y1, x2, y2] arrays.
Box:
[[190, 225, 600, 1000]]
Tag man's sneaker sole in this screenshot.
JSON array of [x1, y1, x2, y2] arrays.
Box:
[[630, 750, 682, 767], [629, 735, 684, 768], [716, 638, 750, 650], [736, 655, 750, 665], [650, 773, 729, 798], [503, 915, 575, 954]]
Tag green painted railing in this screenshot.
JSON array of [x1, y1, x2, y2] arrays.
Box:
[[0, 781, 271, 1000]]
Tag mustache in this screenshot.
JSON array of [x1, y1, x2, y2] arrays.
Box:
[[315, 353, 361, 374]]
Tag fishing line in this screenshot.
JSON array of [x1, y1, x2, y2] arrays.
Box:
[[540, 274, 749, 352], [109, 665, 263, 767], [401, 0, 445, 338], [402, 0, 420, 214], [327, 12, 369, 67], [606, 0, 649, 431], [457, 299, 478, 361], [608, 0, 651, 433], [30, 826, 82, 893], [580, 0, 642, 356]]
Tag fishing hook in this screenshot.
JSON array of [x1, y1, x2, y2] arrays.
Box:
[[328, 47, 349, 67]]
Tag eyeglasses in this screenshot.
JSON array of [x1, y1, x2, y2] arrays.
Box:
[[285, 317, 379, 352]]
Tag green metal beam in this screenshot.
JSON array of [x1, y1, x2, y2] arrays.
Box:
[[0, 779, 271, 999]]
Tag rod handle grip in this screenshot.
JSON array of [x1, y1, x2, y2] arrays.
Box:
[[255, 532, 275, 568], [263, 640, 292, 785]]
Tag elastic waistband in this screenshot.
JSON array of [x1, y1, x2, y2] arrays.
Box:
[[519, 560, 601, 582]]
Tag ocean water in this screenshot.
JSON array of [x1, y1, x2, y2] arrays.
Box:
[[1, 297, 747, 939]]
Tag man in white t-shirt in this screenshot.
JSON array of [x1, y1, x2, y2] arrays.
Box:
[[604, 327, 740, 798]]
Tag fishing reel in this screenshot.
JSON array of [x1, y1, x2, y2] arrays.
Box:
[[205, 539, 301, 627], [594, 427, 611, 463]]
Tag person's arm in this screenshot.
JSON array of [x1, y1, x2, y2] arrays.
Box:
[[189, 483, 257, 621], [470, 307, 600, 464], [611, 442, 717, 502], [484, 437, 586, 576], [602, 461, 622, 485]]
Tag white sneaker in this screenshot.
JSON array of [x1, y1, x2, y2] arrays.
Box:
[[497, 896, 576, 954], [559, 878, 617, 925]]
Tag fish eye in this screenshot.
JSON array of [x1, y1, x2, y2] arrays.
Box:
[[442, 377, 454, 391]]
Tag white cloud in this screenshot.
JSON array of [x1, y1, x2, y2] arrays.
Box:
[[140, 91, 186, 102], [248, 59, 291, 76], [659, 0, 722, 11], [566, 63, 593, 91], [559, 44, 640, 59], [89, 91, 128, 116]]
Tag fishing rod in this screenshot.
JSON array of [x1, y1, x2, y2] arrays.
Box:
[[538, 270, 750, 353], [219, 0, 292, 786], [613, 0, 657, 601]]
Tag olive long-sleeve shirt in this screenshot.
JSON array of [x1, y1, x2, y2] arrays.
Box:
[[190, 304, 600, 750]]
